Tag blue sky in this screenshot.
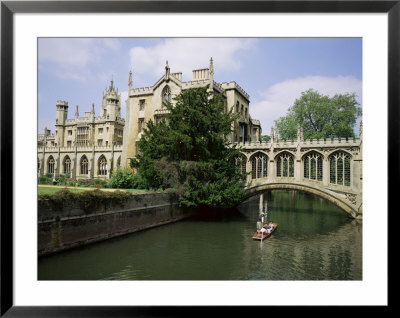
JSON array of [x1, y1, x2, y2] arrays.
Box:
[[38, 37, 362, 136]]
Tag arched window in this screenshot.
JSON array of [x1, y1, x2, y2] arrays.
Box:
[[80, 155, 88, 175], [276, 152, 294, 177], [251, 152, 268, 179], [47, 156, 55, 174], [116, 156, 121, 167], [162, 86, 171, 107], [98, 155, 107, 176], [235, 155, 247, 178], [329, 152, 351, 186], [63, 156, 71, 174], [303, 152, 323, 181]]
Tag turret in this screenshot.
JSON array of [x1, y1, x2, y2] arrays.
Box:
[[56, 100, 68, 125], [101, 79, 121, 121]]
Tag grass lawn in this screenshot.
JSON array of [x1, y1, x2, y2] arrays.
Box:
[[37, 185, 150, 195]]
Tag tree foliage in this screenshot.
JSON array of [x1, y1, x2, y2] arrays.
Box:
[[133, 86, 245, 208], [274, 89, 362, 140]]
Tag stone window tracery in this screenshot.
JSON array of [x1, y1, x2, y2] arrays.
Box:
[[98, 155, 107, 176], [329, 151, 351, 186], [162, 86, 171, 107], [80, 156, 88, 175], [47, 156, 55, 174], [236, 155, 247, 178], [251, 152, 268, 179], [276, 152, 294, 177], [63, 156, 71, 174], [304, 152, 323, 181]]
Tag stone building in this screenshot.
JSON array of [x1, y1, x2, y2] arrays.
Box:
[[38, 58, 263, 179], [121, 58, 262, 165], [37, 80, 124, 180]]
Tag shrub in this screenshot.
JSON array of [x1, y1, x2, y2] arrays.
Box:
[[109, 167, 147, 189]]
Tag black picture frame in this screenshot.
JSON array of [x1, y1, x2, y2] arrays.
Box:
[[1, 1, 396, 316]]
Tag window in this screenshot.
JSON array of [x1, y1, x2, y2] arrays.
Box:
[[67, 140, 72, 147], [138, 119, 144, 133], [139, 99, 145, 111], [63, 156, 71, 174], [76, 126, 89, 146], [162, 86, 171, 106], [116, 156, 121, 167], [97, 139, 103, 146], [98, 128, 103, 134], [236, 101, 239, 113], [47, 156, 55, 174], [68, 130, 72, 136], [98, 156, 107, 176], [251, 152, 268, 179], [303, 152, 323, 181], [236, 155, 247, 178], [329, 152, 351, 186], [80, 156, 88, 175], [276, 152, 294, 177]]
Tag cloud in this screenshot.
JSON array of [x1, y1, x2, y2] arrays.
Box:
[[38, 38, 121, 82], [129, 38, 257, 83], [250, 75, 362, 134]]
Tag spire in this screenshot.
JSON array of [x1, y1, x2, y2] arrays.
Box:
[[270, 127, 274, 142], [165, 60, 170, 80], [91, 103, 95, 115], [75, 105, 79, 119], [209, 57, 214, 91], [128, 70, 133, 88], [358, 120, 363, 138], [297, 124, 303, 141]]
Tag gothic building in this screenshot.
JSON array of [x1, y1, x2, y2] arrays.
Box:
[[38, 58, 263, 179], [121, 58, 262, 165], [37, 80, 124, 180]]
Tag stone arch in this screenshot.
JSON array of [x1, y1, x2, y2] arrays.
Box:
[[80, 155, 89, 175], [243, 183, 358, 218], [275, 151, 295, 177], [302, 150, 324, 182], [161, 85, 171, 107], [328, 150, 352, 186], [47, 155, 55, 174], [62, 155, 72, 175], [249, 151, 268, 179], [98, 154, 108, 176]]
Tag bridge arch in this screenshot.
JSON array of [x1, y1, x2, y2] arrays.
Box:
[[243, 182, 359, 219]]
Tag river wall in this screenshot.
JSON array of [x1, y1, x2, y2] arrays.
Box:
[[38, 192, 193, 256]]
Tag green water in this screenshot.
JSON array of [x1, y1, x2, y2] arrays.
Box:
[[38, 190, 362, 280]]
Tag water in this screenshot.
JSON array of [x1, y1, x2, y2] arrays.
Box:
[[38, 190, 362, 280]]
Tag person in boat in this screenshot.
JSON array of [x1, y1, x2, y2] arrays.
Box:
[[260, 227, 267, 235], [257, 213, 264, 230], [266, 221, 274, 233]]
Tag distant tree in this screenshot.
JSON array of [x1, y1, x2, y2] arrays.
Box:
[[274, 89, 362, 140], [133, 86, 245, 209], [260, 135, 271, 142]]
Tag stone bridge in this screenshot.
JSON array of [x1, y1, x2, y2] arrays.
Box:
[[233, 130, 362, 219]]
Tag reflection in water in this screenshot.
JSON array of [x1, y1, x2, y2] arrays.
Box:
[[38, 190, 362, 280]]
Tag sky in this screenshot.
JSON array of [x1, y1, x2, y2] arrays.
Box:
[[38, 37, 362, 136]]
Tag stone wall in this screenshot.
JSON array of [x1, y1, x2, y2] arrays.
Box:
[[38, 192, 193, 256]]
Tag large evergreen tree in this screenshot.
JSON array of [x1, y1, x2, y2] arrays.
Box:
[[133, 86, 245, 209], [274, 89, 362, 140]]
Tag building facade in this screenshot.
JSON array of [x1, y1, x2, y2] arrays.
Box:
[[121, 58, 262, 165], [38, 58, 263, 179], [38, 80, 124, 180]]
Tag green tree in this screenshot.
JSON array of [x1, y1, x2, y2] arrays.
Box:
[[134, 86, 245, 208], [274, 89, 362, 140]]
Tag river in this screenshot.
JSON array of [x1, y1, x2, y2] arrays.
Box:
[[38, 190, 362, 280]]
